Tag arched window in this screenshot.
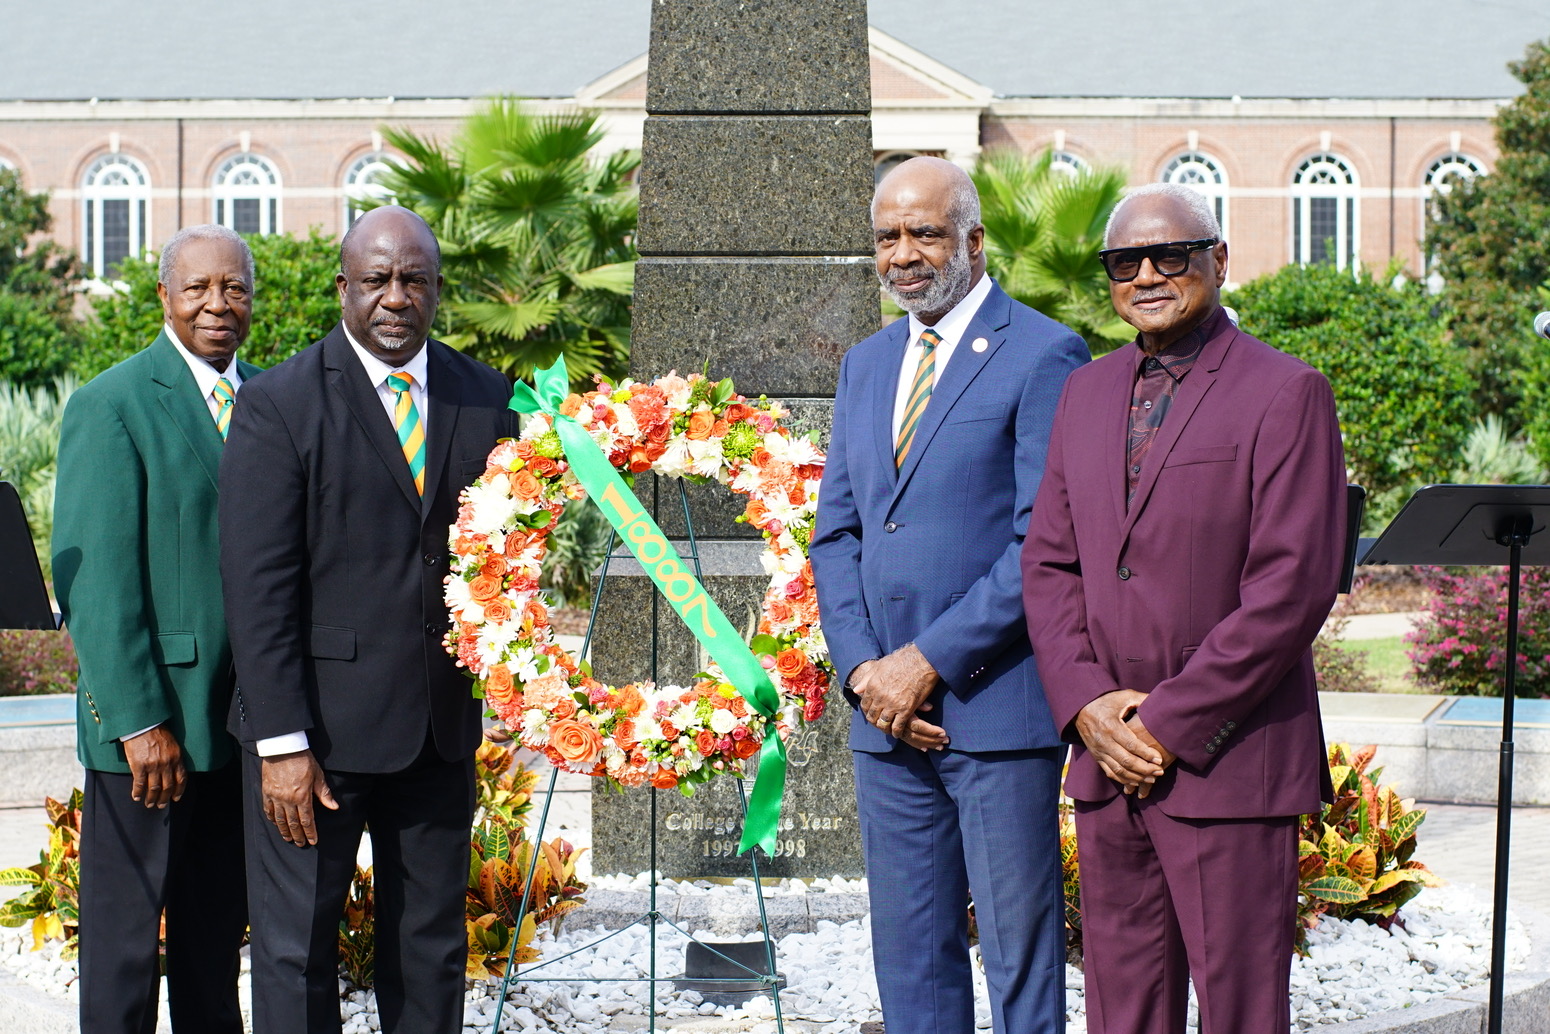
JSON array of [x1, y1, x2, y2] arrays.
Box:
[[1291, 154, 1359, 269], [212, 154, 282, 235], [81, 154, 151, 279], [343, 152, 401, 228], [1161, 151, 1228, 239], [1423, 152, 1486, 220], [1049, 150, 1087, 177], [873, 151, 921, 186]]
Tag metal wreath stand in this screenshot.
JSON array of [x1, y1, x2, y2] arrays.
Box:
[[486, 478, 788, 1034]]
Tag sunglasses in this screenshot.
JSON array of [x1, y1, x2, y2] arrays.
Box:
[[1097, 238, 1218, 282]]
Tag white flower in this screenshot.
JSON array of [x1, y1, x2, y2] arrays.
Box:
[[613, 405, 640, 438], [464, 479, 518, 536], [444, 576, 474, 612], [709, 709, 738, 735], [672, 703, 700, 731], [687, 437, 725, 478], [658, 437, 695, 477]]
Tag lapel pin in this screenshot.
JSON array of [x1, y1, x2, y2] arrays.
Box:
[[972, 337, 988, 353]]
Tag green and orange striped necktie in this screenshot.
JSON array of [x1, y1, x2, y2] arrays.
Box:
[[894, 327, 942, 468], [387, 371, 426, 496], [212, 378, 235, 441]]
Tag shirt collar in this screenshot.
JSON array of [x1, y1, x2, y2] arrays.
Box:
[[343, 326, 430, 391], [906, 273, 994, 348], [1130, 306, 1228, 381], [165, 324, 242, 396]]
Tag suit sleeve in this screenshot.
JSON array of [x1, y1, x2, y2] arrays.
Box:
[[1137, 367, 1346, 770], [913, 327, 1089, 688], [1020, 381, 1124, 737], [218, 380, 315, 741], [810, 351, 883, 687], [51, 390, 172, 743]]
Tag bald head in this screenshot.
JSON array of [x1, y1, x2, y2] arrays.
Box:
[[872, 157, 986, 324], [336, 205, 444, 366]]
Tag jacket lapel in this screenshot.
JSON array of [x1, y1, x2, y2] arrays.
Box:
[[1119, 323, 1237, 540], [869, 318, 910, 484], [1104, 352, 1134, 529], [420, 342, 461, 521], [150, 331, 223, 490], [322, 327, 422, 512], [891, 283, 1011, 503]]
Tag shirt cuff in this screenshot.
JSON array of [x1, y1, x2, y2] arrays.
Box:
[[118, 723, 161, 743], [255, 731, 310, 756]]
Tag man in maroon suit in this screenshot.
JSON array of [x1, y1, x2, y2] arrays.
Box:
[[1020, 183, 1346, 1034]]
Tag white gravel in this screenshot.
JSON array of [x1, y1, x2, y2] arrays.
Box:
[[0, 878, 1530, 1033]]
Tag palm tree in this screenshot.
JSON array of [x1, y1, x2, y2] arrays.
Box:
[[973, 148, 1132, 354], [379, 99, 639, 387]]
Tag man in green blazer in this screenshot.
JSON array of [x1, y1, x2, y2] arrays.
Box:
[[53, 224, 258, 1034]]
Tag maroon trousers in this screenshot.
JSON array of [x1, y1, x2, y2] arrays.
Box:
[[1073, 795, 1299, 1034]]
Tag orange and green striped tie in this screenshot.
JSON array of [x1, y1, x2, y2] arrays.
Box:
[[212, 378, 235, 441], [894, 328, 942, 467], [387, 371, 426, 495]]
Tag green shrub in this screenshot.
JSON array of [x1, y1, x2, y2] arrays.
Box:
[[1314, 596, 1383, 694], [1226, 263, 1475, 528], [0, 630, 76, 696], [0, 376, 76, 579]]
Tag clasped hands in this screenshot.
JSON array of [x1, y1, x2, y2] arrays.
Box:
[[852, 643, 949, 751], [1074, 689, 1176, 797]]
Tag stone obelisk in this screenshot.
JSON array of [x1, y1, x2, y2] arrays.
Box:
[[589, 0, 877, 879]]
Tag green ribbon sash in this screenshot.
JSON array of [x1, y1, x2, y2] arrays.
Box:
[[508, 357, 786, 856]]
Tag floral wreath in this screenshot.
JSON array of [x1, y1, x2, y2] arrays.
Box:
[[445, 372, 829, 795]]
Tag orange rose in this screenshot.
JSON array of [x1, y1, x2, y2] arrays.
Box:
[[560, 395, 584, 418], [686, 410, 716, 440], [524, 599, 549, 626], [728, 695, 748, 718], [734, 737, 760, 760], [613, 719, 639, 751], [530, 457, 560, 478], [766, 599, 793, 624], [695, 729, 718, 757], [484, 665, 517, 711], [482, 597, 513, 624], [510, 470, 543, 502], [504, 531, 533, 559], [744, 499, 770, 527], [611, 684, 645, 715], [724, 403, 753, 423], [628, 446, 652, 473], [651, 768, 679, 790], [551, 698, 577, 721], [774, 648, 808, 680], [711, 419, 729, 437], [660, 721, 679, 740], [549, 719, 605, 766], [750, 448, 773, 468], [481, 555, 510, 579], [469, 574, 504, 601]]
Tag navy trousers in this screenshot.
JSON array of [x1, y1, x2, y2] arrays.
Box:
[[852, 744, 1066, 1034]]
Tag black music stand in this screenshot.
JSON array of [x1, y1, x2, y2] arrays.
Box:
[[0, 482, 55, 630], [1358, 484, 1550, 1034]]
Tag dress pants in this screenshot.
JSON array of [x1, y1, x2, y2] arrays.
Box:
[[852, 744, 1066, 1034], [79, 761, 247, 1034], [242, 740, 476, 1034], [1073, 794, 1299, 1034]]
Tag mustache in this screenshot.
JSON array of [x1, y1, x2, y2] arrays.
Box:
[[1129, 290, 1175, 303], [883, 264, 936, 285]]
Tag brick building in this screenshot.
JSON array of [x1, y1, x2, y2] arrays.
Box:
[[0, 0, 1538, 287]]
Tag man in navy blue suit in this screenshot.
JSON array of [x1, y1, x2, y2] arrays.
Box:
[[811, 157, 1088, 1034]]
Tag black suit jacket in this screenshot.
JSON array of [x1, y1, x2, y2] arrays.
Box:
[[219, 325, 517, 772]]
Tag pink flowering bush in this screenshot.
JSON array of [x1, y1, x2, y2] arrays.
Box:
[[1405, 567, 1550, 698], [0, 630, 77, 696]]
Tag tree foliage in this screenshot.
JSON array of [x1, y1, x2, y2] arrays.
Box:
[[0, 169, 83, 387], [1426, 35, 1550, 414], [1225, 262, 1474, 520], [378, 98, 638, 388], [973, 148, 1131, 354], [79, 229, 342, 380]]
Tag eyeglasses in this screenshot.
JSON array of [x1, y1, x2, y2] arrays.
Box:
[[1097, 239, 1218, 282]]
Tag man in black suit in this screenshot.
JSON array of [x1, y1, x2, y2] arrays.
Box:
[[219, 206, 517, 1033]]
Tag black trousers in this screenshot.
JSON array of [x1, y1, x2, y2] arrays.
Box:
[[78, 761, 247, 1034], [242, 743, 475, 1034]]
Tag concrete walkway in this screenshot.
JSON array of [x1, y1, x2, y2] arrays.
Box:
[[1337, 611, 1423, 641]]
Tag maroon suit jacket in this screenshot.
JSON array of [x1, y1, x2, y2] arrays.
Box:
[[1020, 310, 1344, 819]]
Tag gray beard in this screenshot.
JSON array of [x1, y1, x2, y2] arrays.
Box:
[[880, 245, 973, 318]]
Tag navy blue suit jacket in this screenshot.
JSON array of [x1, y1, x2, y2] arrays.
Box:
[[811, 281, 1088, 753]]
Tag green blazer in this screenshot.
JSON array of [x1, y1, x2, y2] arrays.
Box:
[[52, 331, 261, 773]]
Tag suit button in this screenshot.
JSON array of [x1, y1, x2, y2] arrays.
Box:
[[424, 622, 442, 636], [885, 522, 897, 533], [1205, 743, 1218, 754], [1226, 721, 1237, 730], [1118, 566, 1131, 580], [423, 553, 441, 567]]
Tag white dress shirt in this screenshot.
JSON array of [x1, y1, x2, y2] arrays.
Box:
[[255, 333, 431, 758], [890, 273, 994, 441], [122, 329, 246, 745]]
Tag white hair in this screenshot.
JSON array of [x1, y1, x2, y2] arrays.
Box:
[[157, 224, 254, 286], [1104, 183, 1222, 247]]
